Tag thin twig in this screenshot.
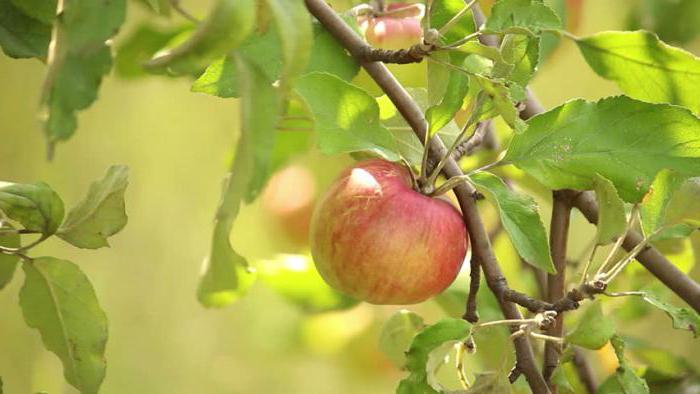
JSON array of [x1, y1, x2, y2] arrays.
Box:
[[464, 253, 481, 322], [572, 348, 597, 394], [438, 0, 478, 36]]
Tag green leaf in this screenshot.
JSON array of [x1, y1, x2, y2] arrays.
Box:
[[473, 74, 527, 133], [470, 172, 555, 273], [305, 22, 359, 82], [593, 174, 627, 245], [426, 52, 470, 137], [0, 181, 64, 235], [575, 31, 700, 113], [504, 96, 700, 202], [430, 0, 475, 43], [628, 0, 700, 44], [397, 318, 471, 394], [641, 169, 686, 236], [198, 54, 279, 307], [605, 335, 650, 394], [115, 24, 187, 78], [636, 293, 700, 337], [295, 72, 400, 161], [142, 0, 170, 16], [263, 0, 312, 85], [379, 88, 461, 167], [379, 310, 425, 368], [494, 34, 540, 100], [0, 0, 51, 59], [257, 254, 357, 313], [466, 372, 511, 393], [19, 257, 108, 394], [551, 364, 576, 394], [57, 166, 129, 249], [649, 220, 700, 243], [41, 0, 126, 153], [566, 301, 615, 349], [0, 225, 19, 290], [146, 0, 255, 75], [10, 0, 55, 24], [485, 0, 562, 35]]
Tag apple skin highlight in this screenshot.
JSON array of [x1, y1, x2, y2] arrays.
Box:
[[310, 159, 468, 305]]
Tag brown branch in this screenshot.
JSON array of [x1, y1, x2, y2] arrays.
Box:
[[543, 191, 573, 388], [302, 1, 550, 392], [568, 191, 700, 313], [361, 44, 434, 64], [572, 348, 597, 394], [426, 121, 493, 174], [464, 253, 481, 322]]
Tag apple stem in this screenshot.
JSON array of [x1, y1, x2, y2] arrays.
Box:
[[593, 205, 639, 278]]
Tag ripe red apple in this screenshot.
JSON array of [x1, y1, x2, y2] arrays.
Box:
[[359, 3, 425, 50], [310, 159, 468, 305]]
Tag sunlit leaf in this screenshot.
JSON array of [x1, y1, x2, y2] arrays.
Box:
[[379, 310, 425, 368], [397, 318, 472, 393], [40, 0, 126, 154], [257, 254, 357, 313], [58, 166, 129, 249], [294, 72, 400, 161], [426, 52, 469, 137], [575, 31, 700, 113], [470, 172, 555, 273], [0, 0, 51, 59], [430, 0, 475, 44], [505, 96, 700, 202], [472, 75, 527, 133], [0, 224, 19, 290], [146, 0, 255, 75], [485, 0, 561, 35], [20, 257, 108, 394], [0, 181, 64, 235], [636, 292, 700, 337], [593, 174, 627, 245], [641, 169, 686, 236], [566, 302, 614, 349]]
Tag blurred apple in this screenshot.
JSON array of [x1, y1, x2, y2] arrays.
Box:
[[261, 165, 317, 245]]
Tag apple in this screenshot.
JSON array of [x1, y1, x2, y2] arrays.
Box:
[[310, 159, 468, 305], [261, 165, 316, 245], [359, 3, 425, 50]]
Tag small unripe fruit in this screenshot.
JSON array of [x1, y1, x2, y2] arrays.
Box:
[[359, 3, 425, 50], [310, 159, 468, 304], [262, 165, 316, 245]]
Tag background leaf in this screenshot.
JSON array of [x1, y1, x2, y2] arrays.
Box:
[[575, 30, 700, 113], [263, 0, 312, 85], [641, 169, 686, 236], [505, 96, 700, 202], [379, 310, 425, 368], [20, 257, 108, 394], [471, 172, 555, 273], [0, 225, 19, 290], [0, 181, 64, 235], [58, 165, 128, 249], [0, 0, 51, 59]]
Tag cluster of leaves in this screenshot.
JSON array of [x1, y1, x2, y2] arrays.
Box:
[[0, 166, 129, 393]]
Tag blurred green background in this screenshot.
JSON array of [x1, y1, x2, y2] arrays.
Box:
[[1, 0, 699, 393]]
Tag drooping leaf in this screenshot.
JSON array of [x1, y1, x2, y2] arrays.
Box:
[[605, 335, 651, 394], [192, 22, 358, 99], [641, 169, 686, 236], [0, 0, 51, 59], [636, 293, 700, 337], [505, 96, 700, 202], [397, 318, 472, 394], [41, 0, 126, 154], [146, 0, 255, 75], [485, 0, 562, 35], [294, 72, 400, 161], [0, 225, 19, 290], [379, 310, 425, 368], [566, 301, 615, 349], [593, 174, 627, 245], [57, 165, 128, 249], [257, 254, 357, 313], [575, 31, 700, 113], [263, 0, 312, 86], [0, 181, 64, 235], [197, 54, 281, 307], [19, 257, 108, 394], [470, 172, 555, 273], [114, 24, 188, 78]]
